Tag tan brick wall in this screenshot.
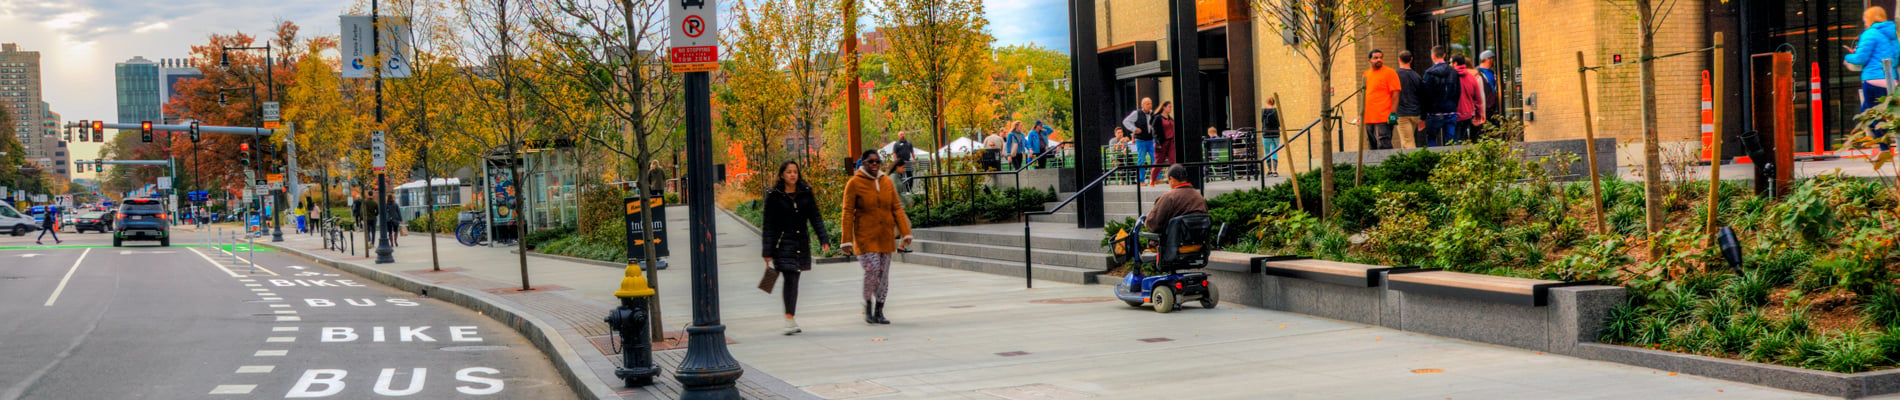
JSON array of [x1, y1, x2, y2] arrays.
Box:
[[1532, 0, 1707, 166], [1098, 0, 1170, 49]]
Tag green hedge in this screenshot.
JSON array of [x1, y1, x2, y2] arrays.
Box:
[[406, 208, 461, 234]]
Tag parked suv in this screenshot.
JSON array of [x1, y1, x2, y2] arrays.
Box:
[[114, 199, 171, 247], [74, 211, 114, 233]]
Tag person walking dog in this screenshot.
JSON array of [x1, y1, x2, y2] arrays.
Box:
[[840, 149, 912, 325], [762, 161, 831, 335]]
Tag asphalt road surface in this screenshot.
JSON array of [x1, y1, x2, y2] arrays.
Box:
[[0, 226, 575, 399]]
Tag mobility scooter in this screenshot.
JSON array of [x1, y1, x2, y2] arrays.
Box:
[[1111, 213, 1218, 313]]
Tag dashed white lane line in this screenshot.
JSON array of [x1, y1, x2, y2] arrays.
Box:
[[209, 384, 255, 394], [262, 297, 282, 302], [273, 326, 298, 332], [265, 337, 295, 343], [244, 284, 261, 287], [250, 288, 268, 292], [273, 310, 297, 314], [258, 293, 277, 297], [238, 279, 255, 282], [186, 248, 242, 277], [235, 365, 274, 374], [268, 304, 290, 308], [275, 316, 301, 322], [254, 350, 287, 357], [42, 248, 92, 307]]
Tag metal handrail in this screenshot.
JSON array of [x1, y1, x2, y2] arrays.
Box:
[[897, 141, 1074, 227]]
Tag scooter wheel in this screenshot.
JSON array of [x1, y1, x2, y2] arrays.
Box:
[[1152, 286, 1177, 314], [1201, 283, 1220, 309]]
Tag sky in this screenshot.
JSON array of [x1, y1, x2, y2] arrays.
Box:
[[0, 0, 1069, 181]]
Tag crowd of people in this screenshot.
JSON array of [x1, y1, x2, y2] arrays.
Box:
[[1363, 45, 1505, 150]]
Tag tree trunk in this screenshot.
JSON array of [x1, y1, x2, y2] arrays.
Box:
[[1318, 53, 1336, 219], [1638, 0, 1664, 260]]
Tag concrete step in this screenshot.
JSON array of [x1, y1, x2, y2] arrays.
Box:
[[895, 251, 1101, 285], [911, 228, 1107, 253], [1027, 213, 1140, 224], [914, 239, 1111, 270]]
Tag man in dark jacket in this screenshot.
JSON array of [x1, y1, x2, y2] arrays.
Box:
[[35, 205, 60, 245], [1394, 50, 1425, 148], [1479, 50, 1503, 127], [1422, 45, 1463, 147], [1143, 165, 1208, 233], [891, 131, 914, 180]]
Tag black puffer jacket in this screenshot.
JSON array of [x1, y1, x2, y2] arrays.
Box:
[[761, 181, 831, 271]]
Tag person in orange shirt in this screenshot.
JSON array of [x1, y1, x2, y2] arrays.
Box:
[[1362, 50, 1402, 150]]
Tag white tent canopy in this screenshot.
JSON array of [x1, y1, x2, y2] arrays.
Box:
[[879, 141, 931, 159], [935, 137, 981, 157]]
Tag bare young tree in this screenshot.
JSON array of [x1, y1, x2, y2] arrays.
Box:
[[1254, 0, 1400, 218]]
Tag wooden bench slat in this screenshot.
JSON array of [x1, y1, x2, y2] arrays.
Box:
[[1260, 259, 1384, 274], [1387, 271, 1555, 295]]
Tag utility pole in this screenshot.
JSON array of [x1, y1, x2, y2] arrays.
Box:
[[372, 0, 396, 264]]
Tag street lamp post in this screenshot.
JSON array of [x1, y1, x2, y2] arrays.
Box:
[[220, 44, 282, 242], [219, 86, 262, 233]]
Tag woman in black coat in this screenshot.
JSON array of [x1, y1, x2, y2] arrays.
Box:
[[762, 161, 830, 335]]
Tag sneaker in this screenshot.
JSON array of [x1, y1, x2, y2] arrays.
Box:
[[783, 318, 801, 335], [36, 240, 42, 245]]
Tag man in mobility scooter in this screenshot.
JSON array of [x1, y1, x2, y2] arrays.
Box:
[[1112, 164, 1218, 313]]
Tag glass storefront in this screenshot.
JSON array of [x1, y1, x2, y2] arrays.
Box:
[[1406, 0, 1524, 122], [1746, 0, 1878, 153]]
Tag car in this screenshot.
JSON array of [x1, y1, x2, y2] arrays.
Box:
[[73, 211, 114, 233], [60, 213, 77, 231], [114, 199, 171, 247], [0, 202, 37, 236]]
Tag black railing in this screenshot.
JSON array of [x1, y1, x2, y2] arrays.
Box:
[[900, 141, 1073, 226]]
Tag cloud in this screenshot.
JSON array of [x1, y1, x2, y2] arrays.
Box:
[[984, 0, 1069, 52], [132, 22, 170, 34]]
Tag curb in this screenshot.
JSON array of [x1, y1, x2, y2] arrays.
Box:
[[258, 242, 621, 400]]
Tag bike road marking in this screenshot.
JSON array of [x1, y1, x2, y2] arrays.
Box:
[[273, 326, 298, 332], [266, 337, 296, 343], [209, 384, 256, 394], [236, 365, 274, 374], [254, 350, 288, 357], [277, 316, 301, 321], [187, 247, 242, 277], [268, 304, 290, 308], [42, 248, 92, 306]]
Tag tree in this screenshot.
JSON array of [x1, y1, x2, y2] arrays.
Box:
[[992, 44, 1073, 133], [163, 25, 303, 201], [1255, 0, 1400, 219], [874, 0, 993, 171], [1618, 0, 1678, 259], [718, 0, 796, 189]]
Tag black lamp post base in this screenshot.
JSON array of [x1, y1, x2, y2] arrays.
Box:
[[374, 246, 395, 264], [675, 324, 742, 399]]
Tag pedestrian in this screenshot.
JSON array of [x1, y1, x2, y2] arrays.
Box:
[[1848, 6, 1898, 152], [1152, 101, 1176, 186], [889, 159, 914, 208], [1395, 50, 1425, 149], [1260, 97, 1282, 177], [1478, 50, 1503, 127], [1454, 54, 1487, 139], [840, 149, 912, 325], [762, 161, 832, 336], [983, 124, 1008, 171], [1122, 97, 1157, 184], [1005, 121, 1028, 170], [1112, 126, 1132, 151], [295, 205, 308, 234], [1027, 120, 1051, 168], [1363, 49, 1401, 150], [36, 205, 60, 245], [1423, 45, 1464, 147], [645, 159, 669, 197]]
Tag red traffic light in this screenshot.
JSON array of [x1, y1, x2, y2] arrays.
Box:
[[240, 143, 251, 151], [91, 120, 103, 134]]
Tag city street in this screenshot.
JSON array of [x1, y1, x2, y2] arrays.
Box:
[[0, 226, 573, 399]]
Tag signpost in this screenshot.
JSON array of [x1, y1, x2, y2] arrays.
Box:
[[371, 130, 388, 171], [669, 0, 719, 73], [262, 101, 281, 122], [624, 197, 669, 259]]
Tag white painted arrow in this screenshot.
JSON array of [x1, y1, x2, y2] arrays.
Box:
[[287, 266, 306, 270]]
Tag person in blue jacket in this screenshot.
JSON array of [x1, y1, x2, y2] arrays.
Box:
[[1847, 6, 1899, 151], [1027, 120, 1051, 168]]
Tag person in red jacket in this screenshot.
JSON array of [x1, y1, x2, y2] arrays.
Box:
[[1453, 54, 1487, 142]]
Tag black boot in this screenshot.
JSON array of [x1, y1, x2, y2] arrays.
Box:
[[865, 301, 877, 325], [873, 302, 891, 324]]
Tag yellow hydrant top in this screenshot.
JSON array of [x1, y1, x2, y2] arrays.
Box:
[[614, 262, 656, 298]]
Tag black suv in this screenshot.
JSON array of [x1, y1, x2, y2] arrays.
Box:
[[114, 199, 170, 247]]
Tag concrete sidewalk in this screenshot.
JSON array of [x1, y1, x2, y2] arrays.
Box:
[[266, 208, 1831, 399]]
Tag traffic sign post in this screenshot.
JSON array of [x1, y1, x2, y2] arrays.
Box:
[[262, 102, 281, 122], [669, 0, 719, 73], [371, 130, 388, 171]]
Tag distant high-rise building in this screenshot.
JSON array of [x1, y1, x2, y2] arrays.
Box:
[[157, 58, 201, 123], [116, 56, 162, 125], [0, 43, 51, 174], [43, 105, 66, 180]]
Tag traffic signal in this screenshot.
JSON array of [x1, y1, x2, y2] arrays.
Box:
[[75, 161, 84, 173], [189, 122, 201, 143], [140, 121, 153, 143], [91, 121, 103, 142], [239, 143, 252, 167]]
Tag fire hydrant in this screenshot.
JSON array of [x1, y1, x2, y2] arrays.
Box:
[[605, 260, 659, 387]]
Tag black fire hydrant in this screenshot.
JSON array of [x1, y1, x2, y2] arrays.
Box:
[[606, 261, 659, 387]]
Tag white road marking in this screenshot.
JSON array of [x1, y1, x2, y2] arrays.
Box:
[[244, 284, 262, 287], [254, 350, 288, 357], [266, 337, 295, 343], [43, 249, 92, 307], [250, 288, 269, 292], [288, 265, 306, 270], [208, 384, 256, 394], [262, 297, 282, 301], [258, 292, 277, 297], [276, 316, 301, 322], [230, 255, 280, 276], [238, 279, 255, 282], [274, 310, 297, 314], [273, 326, 299, 332], [236, 365, 274, 374], [187, 248, 242, 278], [17, 253, 43, 258], [268, 304, 290, 308]]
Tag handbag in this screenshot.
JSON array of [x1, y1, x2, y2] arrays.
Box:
[[758, 263, 779, 293]]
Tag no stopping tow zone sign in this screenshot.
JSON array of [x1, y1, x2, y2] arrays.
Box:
[[669, 0, 719, 73]]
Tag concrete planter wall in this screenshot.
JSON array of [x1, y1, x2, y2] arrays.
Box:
[[1205, 254, 1900, 398]]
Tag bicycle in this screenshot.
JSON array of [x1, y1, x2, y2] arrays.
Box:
[[456, 211, 514, 246]]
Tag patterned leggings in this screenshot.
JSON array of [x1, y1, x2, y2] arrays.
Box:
[[860, 252, 891, 303]]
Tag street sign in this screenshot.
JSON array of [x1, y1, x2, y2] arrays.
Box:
[[340, 15, 414, 79], [262, 101, 281, 122], [371, 130, 388, 171], [669, 0, 719, 73], [625, 196, 669, 259], [263, 121, 282, 130], [267, 173, 285, 183], [157, 177, 172, 190]]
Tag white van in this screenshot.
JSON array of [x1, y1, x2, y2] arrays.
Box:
[[0, 202, 37, 236]]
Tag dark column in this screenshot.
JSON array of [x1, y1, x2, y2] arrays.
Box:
[[674, 70, 742, 398], [1070, 0, 1107, 229], [1170, 0, 1205, 187], [1225, 2, 1257, 130]]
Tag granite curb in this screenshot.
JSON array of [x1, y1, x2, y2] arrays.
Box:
[[259, 242, 621, 400]]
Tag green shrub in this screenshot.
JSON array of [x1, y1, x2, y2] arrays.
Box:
[[1722, 271, 1774, 307], [523, 226, 575, 251], [1774, 178, 1843, 247], [1815, 331, 1885, 373], [1861, 285, 1900, 329], [1746, 330, 1794, 363], [405, 207, 461, 234], [1600, 303, 1643, 344]]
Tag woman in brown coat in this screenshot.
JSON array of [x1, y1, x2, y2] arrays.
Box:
[[841, 149, 912, 325]]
